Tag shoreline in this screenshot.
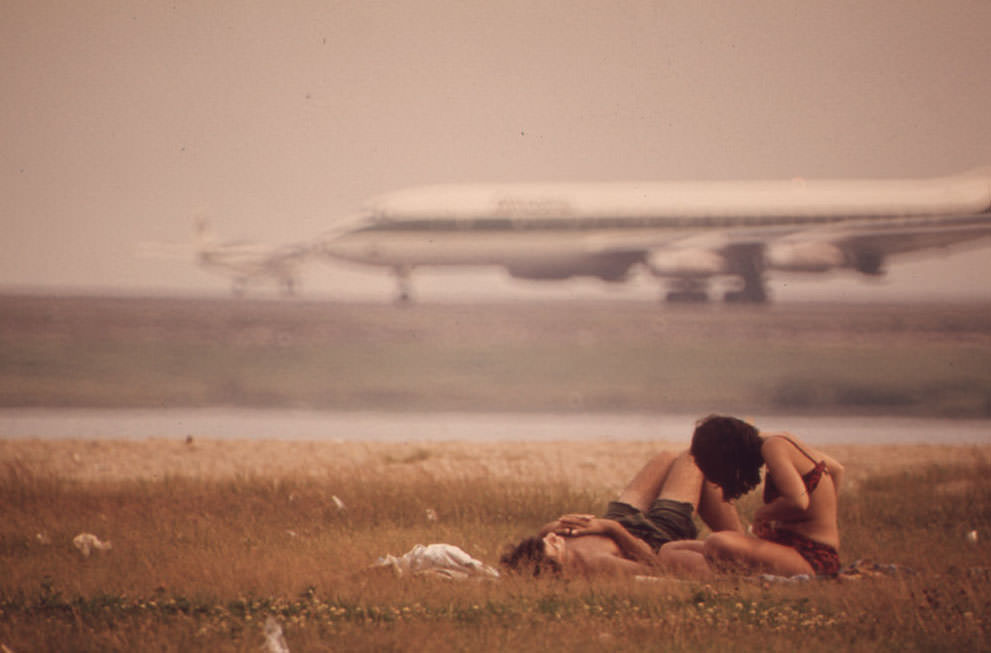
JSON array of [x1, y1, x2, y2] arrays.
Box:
[[2, 409, 988, 444]]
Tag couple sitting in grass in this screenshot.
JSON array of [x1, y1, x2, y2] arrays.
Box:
[[500, 415, 845, 579]]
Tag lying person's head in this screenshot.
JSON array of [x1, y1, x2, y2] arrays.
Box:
[[690, 414, 763, 501], [499, 534, 564, 577]]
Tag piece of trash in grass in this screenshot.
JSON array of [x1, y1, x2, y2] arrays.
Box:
[[372, 543, 500, 581], [263, 616, 290, 653], [73, 533, 112, 557], [331, 495, 346, 511], [425, 508, 438, 522]]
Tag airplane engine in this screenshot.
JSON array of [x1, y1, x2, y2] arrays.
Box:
[[645, 249, 726, 278], [765, 242, 845, 272], [849, 249, 885, 275], [506, 265, 574, 280], [506, 253, 640, 282]]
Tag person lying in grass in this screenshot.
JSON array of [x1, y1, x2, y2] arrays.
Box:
[[500, 449, 743, 577], [668, 414, 845, 577]]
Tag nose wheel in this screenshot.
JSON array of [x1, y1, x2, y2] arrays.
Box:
[[394, 266, 413, 304]]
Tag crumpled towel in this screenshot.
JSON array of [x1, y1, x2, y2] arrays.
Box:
[[753, 559, 915, 584], [372, 543, 500, 581], [757, 573, 813, 584], [836, 558, 915, 580]]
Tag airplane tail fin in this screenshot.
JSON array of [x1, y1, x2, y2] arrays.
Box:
[[134, 215, 217, 261], [135, 235, 194, 260]]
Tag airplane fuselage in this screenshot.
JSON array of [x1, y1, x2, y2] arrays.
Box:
[[318, 170, 991, 301]]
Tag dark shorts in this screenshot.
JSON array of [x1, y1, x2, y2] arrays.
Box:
[[603, 499, 698, 552], [764, 529, 841, 576]]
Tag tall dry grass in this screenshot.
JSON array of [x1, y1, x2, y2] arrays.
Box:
[[1, 455, 990, 652]]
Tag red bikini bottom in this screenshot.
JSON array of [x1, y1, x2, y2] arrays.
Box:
[[763, 529, 840, 576]]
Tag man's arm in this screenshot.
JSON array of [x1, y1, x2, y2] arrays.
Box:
[[552, 514, 660, 567], [578, 551, 655, 576], [697, 480, 744, 533]]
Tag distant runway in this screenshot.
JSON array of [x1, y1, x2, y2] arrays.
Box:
[[0, 409, 987, 445]]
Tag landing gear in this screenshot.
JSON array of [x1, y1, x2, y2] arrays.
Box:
[[666, 290, 710, 302], [851, 250, 884, 276], [664, 279, 710, 303], [663, 280, 768, 304], [723, 285, 767, 303], [660, 244, 771, 304], [723, 244, 769, 304], [393, 266, 413, 304], [723, 269, 768, 303]]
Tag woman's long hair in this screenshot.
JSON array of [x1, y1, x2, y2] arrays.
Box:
[[689, 415, 764, 500]]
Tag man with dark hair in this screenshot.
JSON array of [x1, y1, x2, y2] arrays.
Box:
[[499, 450, 743, 577], [689, 414, 765, 500]]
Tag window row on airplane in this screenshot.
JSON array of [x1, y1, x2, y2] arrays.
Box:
[[357, 211, 989, 233]]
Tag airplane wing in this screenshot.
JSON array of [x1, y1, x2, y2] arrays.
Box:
[[139, 219, 316, 296], [763, 213, 991, 274], [829, 216, 991, 257], [198, 240, 313, 269], [583, 210, 991, 301], [196, 240, 314, 295]]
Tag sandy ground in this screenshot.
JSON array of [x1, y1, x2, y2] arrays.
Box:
[[3, 438, 989, 495]]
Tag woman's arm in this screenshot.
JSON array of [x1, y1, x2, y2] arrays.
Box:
[[820, 451, 845, 496], [753, 496, 812, 524], [756, 436, 812, 523]]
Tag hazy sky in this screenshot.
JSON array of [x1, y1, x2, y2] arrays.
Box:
[[3, 1, 990, 302]]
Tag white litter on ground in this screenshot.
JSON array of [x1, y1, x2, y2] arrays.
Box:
[[262, 616, 290, 653], [72, 533, 112, 557], [372, 543, 500, 581]]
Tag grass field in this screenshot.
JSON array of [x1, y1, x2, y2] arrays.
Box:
[[1, 442, 990, 652]]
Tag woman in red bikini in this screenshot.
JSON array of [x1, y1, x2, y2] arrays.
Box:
[[675, 414, 845, 577]]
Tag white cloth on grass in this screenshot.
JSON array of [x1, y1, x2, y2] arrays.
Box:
[[373, 543, 500, 581]]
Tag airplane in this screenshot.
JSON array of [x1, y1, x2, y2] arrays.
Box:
[[138, 219, 313, 296], [191, 219, 314, 296], [317, 167, 991, 303]]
